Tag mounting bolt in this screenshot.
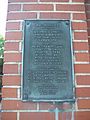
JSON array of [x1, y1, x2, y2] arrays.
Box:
[[66, 21, 69, 25], [27, 22, 30, 26]]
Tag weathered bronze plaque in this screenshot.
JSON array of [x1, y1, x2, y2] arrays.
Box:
[[22, 20, 74, 101]]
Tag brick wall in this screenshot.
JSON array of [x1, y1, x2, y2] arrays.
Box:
[[85, 0, 90, 59], [1, 0, 90, 120]]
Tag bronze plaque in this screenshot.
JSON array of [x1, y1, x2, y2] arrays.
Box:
[[22, 20, 74, 101]]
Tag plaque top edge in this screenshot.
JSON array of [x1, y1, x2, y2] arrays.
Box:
[[24, 19, 71, 22]]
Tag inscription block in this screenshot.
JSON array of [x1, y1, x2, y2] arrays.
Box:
[[22, 20, 74, 101]]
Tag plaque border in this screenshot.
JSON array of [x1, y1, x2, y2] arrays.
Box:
[[21, 20, 75, 102]]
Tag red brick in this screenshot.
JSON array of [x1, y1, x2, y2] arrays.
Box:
[[87, 29, 90, 36], [73, 42, 89, 51], [75, 53, 89, 62], [73, 13, 86, 20], [75, 64, 90, 73], [2, 100, 36, 110], [8, 4, 21, 12], [23, 4, 53, 11], [74, 32, 88, 40], [85, 4, 90, 11], [85, 13, 90, 19], [87, 21, 90, 28], [20, 64, 22, 74], [6, 22, 20, 30], [40, 103, 72, 110], [74, 111, 90, 120], [2, 100, 19, 110], [40, 12, 70, 19], [89, 38, 90, 45], [56, 4, 85, 11], [59, 112, 72, 120], [39, 103, 53, 110], [7, 12, 37, 20], [85, 0, 90, 3], [72, 0, 84, 2], [2, 112, 17, 120], [87, 29, 90, 35], [19, 102, 37, 110], [76, 88, 90, 97], [8, 0, 37, 2], [78, 99, 90, 109], [2, 75, 21, 86], [72, 22, 87, 30], [3, 64, 18, 74], [4, 53, 22, 62], [2, 88, 17, 98], [6, 32, 22, 40], [4, 42, 19, 51], [76, 75, 90, 85], [40, 0, 69, 2], [20, 112, 55, 120]]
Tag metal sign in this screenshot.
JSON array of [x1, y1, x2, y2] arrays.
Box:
[[22, 20, 74, 102]]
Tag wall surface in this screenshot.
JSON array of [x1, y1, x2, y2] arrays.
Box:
[[1, 0, 90, 120], [85, 0, 90, 58]]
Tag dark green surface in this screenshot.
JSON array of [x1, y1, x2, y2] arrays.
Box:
[[22, 20, 74, 102]]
